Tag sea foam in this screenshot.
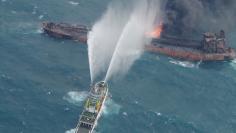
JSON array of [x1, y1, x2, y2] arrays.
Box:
[[102, 98, 121, 116], [169, 59, 201, 68], [68, 1, 79, 6], [35, 28, 43, 34], [65, 128, 76, 133], [63, 91, 88, 106], [230, 59, 236, 70]]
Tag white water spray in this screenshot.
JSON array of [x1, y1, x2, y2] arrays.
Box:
[[87, 3, 131, 83], [88, 0, 162, 83], [105, 0, 160, 81]]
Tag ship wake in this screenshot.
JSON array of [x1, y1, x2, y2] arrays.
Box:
[[102, 98, 121, 116]]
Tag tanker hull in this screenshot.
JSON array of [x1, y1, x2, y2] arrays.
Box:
[[146, 45, 236, 61], [41, 22, 236, 61]]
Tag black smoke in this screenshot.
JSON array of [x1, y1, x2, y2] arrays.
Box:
[[161, 0, 236, 37]]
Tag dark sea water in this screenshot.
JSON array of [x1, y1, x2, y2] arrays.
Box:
[[1, 0, 236, 133]]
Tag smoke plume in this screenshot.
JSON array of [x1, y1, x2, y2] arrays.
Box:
[[163, 0, 236, 35]]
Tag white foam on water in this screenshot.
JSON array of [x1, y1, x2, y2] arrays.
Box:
[[32, 11, 36, 14], [87, 3, 131, 83], [64, 107, 70, 111], [31, 5, 38, 14], [230, 59, 236, 70], [68, 1, 79, 6], [155, 56, 160, 61], [155, 112, 162, 116], [122, 112, 128, 116], [38, 15, 44, 20], [1, 73, 11, 80], [35, 28, 43, 34], [11, 10, 17, 14], [47, 91, 52, 95], [65, 128, 76, 133], [63, 91, 88, 106], [102, 98, 121, 116], [169, 59, 200, 68]]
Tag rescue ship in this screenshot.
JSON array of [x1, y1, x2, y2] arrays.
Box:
[[42, 22, 236, 61], [75, 81, 108, 133]]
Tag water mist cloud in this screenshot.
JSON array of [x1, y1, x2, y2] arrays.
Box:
[[105, 0, 161, 81], [88, 2, 131, 83]]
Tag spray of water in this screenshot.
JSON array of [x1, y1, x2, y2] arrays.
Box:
[[87, 2, 131, 83], [105, 0, 161, 81], [88, 0, 161, 83]]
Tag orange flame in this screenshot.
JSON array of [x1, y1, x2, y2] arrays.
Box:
[[148, 23, 163, 38]]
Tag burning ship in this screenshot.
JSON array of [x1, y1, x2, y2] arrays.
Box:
[[148, 30, 236, 61], [75, 81, 108, 133], [42, 22, 236, 61]]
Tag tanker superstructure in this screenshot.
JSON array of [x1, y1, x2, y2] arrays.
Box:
[[76, 81, 108, 133], [148, 30, 236, 61], [42, 22, 236, 61]]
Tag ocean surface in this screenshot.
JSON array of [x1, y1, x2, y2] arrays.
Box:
[[1, 0, 236, 133]]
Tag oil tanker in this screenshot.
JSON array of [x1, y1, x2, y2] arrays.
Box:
[[42, 22, 236, 61], [42, 22, 88, 43], [75, 81, 108, 133]]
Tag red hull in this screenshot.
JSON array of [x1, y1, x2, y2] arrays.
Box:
[[145, 45, 236, 61]]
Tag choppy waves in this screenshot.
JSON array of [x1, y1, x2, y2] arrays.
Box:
[[102, 98, 121, 116]]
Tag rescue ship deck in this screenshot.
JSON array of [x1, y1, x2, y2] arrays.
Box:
[[75, 81, 108, 133]]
